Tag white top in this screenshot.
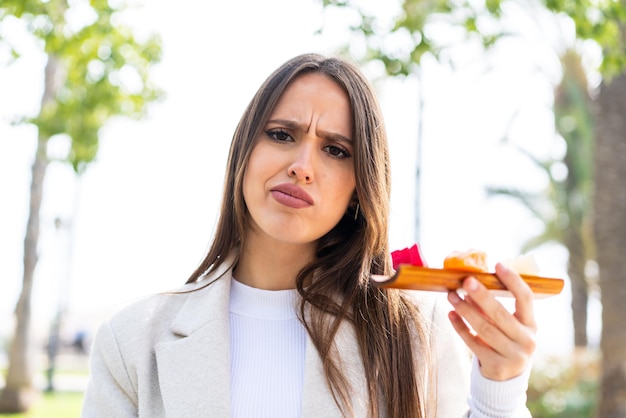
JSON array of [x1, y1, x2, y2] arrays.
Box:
[[229, 278, 306, 418]]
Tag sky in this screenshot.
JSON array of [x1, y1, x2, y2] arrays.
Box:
[[0, 0, 600, 356]]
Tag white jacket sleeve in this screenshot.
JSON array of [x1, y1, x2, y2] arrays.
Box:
[[81, 321, 139, 417], [467, 356, 532, 418]]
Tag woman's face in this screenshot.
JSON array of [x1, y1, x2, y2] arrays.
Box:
[[243, 72, 356, 247]]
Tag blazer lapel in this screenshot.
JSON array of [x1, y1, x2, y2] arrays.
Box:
[[155, 259, 234, 417], [302, 334, 341, 418]]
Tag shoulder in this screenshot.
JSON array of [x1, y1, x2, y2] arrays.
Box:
[[98, 277, 227, 350], [104, 255, 238, 333], [106, 283, 194, 332]]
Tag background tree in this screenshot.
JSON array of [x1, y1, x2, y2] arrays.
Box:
[[0, 0, 161, 412], [592, 40, 626, 418], [486, 48, 595, 348], [548, 3, 626, 416]]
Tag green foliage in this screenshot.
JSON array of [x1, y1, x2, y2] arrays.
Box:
[[321, 0, 510, 73], [544, 0, 626, 80], [0, 0, 163, 173], [527, 350, 600, 417], [321, 0, 626, 79]]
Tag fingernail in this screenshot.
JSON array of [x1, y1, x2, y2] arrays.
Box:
[[466, 277, 478, 292], [449, 291, 462, 305], [496, 262, 510, 274]]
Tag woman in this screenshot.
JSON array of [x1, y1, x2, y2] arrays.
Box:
[[81, 53, 535, 417]]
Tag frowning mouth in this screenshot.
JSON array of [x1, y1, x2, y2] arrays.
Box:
[[270, 183, 314, 208]]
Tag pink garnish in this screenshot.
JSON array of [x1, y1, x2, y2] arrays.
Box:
[[391, 243, 426, 270]]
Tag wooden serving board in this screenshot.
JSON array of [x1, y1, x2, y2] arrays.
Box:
[[371, 265, 565, 299]]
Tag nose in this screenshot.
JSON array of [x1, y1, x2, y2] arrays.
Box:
[[287, 142, 315, 183]]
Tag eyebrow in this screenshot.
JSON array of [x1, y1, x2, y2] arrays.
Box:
[[267, 119, 353, 145]]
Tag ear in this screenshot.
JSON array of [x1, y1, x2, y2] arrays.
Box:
[[350, 191, 359, 207], [348, 192, 361, 221]]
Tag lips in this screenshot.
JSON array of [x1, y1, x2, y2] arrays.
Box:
[[270, 183, 314, 209]]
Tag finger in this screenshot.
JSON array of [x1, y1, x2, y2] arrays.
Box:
[[447, 309, 511, 369], [448, 303, 533, 381], [461, 293, 489, 322], [494, 263, 536, 329], [461, 277, 534, 347], [448, 288, 523, 357], [447, 309, 495, 355]]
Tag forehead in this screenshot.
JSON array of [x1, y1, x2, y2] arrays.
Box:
[[280, 72, 346, 101], [270, 73, 353, 132]]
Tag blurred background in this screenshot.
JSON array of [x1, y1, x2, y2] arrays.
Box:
[[1, 0, 624, 416]]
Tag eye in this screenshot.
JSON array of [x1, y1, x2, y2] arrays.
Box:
[[265, 129, 293, 143], [324, 144, 351, 159]]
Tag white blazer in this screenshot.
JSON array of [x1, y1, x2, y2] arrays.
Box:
[[81, 255, 473, 417]]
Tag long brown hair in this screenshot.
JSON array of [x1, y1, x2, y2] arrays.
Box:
[[187, 53, 433, 417]]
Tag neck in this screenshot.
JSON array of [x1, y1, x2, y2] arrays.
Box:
[[235, 230, 315, 290]]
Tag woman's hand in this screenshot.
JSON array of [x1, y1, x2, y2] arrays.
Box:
[[447, 262, 537, 381]]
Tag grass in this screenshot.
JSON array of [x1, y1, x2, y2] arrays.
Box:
[[0, 391, 84, 418], [527, 349, 600, 417], [0, 357, 88, 418]]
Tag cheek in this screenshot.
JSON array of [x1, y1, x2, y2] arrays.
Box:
[[242, 144, 264, 199], [332, 169, 356, 208], [242, 169, 262, 213], [245, 141, 278, 179], [242, 173, 251, 207]]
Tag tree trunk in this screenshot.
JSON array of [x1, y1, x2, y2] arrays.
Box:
[[593, 71, 626, 417], [0, 56, 56, 413], [0, 137, 49, 412], [565, 229, 589, 347], [555, 49, 594, 348]]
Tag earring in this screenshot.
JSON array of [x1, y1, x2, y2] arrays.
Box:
[[354, 203, 360, 221]]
